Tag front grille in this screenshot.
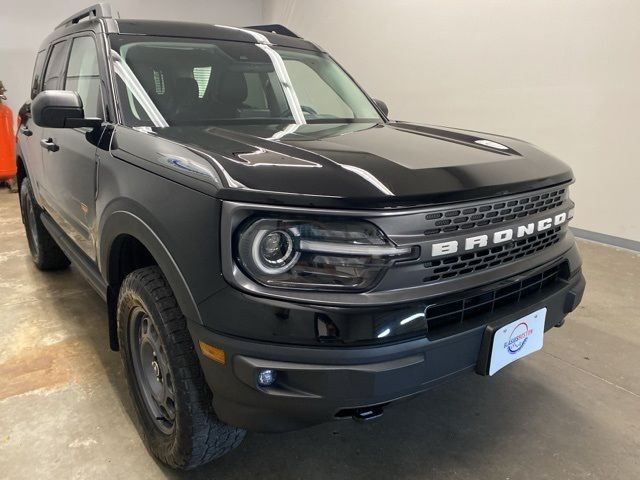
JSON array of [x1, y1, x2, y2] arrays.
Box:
[[423, 226, 562, 283], [426, 261, 569, 333], [423, 186, 567, 237]]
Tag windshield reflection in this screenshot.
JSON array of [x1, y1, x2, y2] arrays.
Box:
[[109, 35, 381, 128]]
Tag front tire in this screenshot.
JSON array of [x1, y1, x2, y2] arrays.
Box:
[[117, 266, 245, 469], [19, 177, 70, 271]]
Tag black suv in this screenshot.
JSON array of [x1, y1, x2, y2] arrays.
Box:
[[17, 3, 585, 470]]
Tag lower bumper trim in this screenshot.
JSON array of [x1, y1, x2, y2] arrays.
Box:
[[189, 270, 585, 432]]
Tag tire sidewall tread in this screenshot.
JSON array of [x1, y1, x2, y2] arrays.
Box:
[[19, 178, 70, 271], [116, 265, 245, 469]]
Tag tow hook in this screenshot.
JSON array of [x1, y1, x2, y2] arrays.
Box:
[[352, 406, 384, 422]]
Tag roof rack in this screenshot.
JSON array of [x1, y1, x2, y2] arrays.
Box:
[[246, 24, 301, 38], [55, 2, 113, 30]]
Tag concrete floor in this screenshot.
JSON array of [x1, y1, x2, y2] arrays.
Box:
[[0, 189, 638, 480]]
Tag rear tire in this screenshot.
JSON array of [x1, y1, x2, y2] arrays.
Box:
[[19, 177, 70, 271], [117, 266, 245, 469]]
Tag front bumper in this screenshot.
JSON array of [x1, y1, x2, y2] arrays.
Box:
[[189, 262, 585, 432]]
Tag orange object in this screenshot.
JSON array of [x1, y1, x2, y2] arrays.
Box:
[[198, 341, 226, 364], [0, 102, 16, 181]]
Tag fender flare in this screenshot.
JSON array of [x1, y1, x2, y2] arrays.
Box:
[[15, 143, 46, 208], [14, 145, 32, 213], [99, 210, 203, 330], [15, 143, 29, 180]]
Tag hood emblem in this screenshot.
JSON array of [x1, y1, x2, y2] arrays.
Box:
[[475, 139, 509, 150]]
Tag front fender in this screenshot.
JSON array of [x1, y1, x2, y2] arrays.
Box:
[[99, 209, 202, 325]]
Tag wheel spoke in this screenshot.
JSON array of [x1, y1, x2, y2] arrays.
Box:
[[158, 391, 176, 422], [157, 347, 170, 378], [130, 307, 176, 434], [149, 322, 159, 342], [164, 370, 173, 392], [141, 316, 149, 336]]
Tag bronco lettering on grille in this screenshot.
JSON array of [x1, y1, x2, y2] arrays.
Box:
[[431, 212, 568, 257]]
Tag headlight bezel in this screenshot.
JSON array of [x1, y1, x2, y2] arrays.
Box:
[[233, 214, 418, 292], [220, 189, 576, 306]]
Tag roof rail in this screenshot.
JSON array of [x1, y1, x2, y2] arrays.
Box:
[[246, 24, 301, 38], [55, 2, 113, 30]]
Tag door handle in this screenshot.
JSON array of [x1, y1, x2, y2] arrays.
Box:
[[20, 126, 33, 137], [40, 138, 59, 152]]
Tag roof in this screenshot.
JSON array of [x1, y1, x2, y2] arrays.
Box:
[[40, 2, 322, 53], [113, 20, 322, 51]]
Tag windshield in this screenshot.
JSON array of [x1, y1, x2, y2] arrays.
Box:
[[108, 35, 381, 127]]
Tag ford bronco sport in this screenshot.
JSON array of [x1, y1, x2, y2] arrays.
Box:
[[16, 3, 585, 469]]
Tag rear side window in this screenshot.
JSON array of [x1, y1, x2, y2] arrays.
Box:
[[153, 70, 166, 95], [65, 36, 102, 118], [30, 50, 47, 99], [193, 66, 212, 98], [42, 41, 68, 91]]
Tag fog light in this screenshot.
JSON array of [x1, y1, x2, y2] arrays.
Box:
[[257, 369, 277, 387]]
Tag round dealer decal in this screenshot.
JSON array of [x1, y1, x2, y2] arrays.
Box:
[[504, 322, 534, 354]]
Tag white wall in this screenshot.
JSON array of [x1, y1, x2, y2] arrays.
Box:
[[0, 0, 263, 115], [2, 0, 637, 241], [264, 0, 640, 242]]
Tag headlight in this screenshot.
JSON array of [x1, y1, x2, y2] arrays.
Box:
[[236, 217, 418, 291], [566, 187, 574, 220]]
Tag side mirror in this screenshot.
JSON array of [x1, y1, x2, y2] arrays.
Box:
[[32, 90, 101, 128], [373, 98, 389, 117]]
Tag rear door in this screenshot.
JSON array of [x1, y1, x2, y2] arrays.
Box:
[[41, 34, 105, 258], [18, 49, 46, 182], [20, 45, 65, 204]]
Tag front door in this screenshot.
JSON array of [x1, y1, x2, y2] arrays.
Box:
[[41, 35, 105, 259]]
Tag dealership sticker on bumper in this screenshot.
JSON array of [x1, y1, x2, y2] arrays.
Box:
[[489, 308, 546, 376]]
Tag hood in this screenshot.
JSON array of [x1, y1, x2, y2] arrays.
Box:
[[123, 121, 573, 209]]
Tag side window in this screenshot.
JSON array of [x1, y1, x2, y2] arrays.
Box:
[[42, 41, 69, 91], [65, 36, 102, 119], [283, 60, 353, 118], [30, 50, 47, 99], [193, 67, 212, 98], [243, 73, 267, 109], [266, 71, 288, 112], [153, 70, 166, 95]]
